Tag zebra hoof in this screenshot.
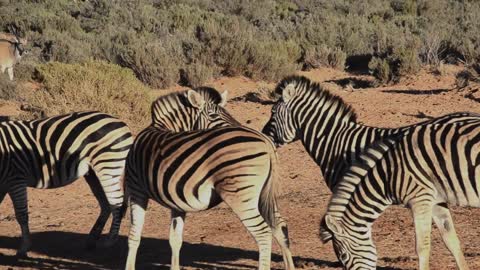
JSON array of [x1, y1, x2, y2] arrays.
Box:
[[16, 241, 31, 257]]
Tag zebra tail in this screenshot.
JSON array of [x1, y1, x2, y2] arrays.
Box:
[[258, 151, 279, 228]]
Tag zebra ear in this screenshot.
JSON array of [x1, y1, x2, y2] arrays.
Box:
[[321, 214, 343, 243], [282, 83, 296, 102], [320, 216, 333, 243], [187, 90, 205, 109], [219, 90, 228, 107]]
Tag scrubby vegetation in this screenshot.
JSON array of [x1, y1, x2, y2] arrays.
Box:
[[3, 61, 151, 132], [456, 63, 480, 88], [1, 0, 479, 86]]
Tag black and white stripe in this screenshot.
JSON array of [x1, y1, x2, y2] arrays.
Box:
[[262, 75, 480, 269], [320, 118, 480, 270], [125, 87, 294, 270], [0, 111, 133, 255], [262, 75, 479, 189]]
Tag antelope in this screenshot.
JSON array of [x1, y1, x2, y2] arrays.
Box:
[[0, 27, 27, 81]]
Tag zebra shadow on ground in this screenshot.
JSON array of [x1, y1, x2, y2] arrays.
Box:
[[0, 231, 353, 270]]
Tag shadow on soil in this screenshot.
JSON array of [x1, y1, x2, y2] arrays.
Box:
[[0, 231, 344, 270], [230, 92, 276, 105], [325, 77, 375, 89], [381, 89, 451, 95]]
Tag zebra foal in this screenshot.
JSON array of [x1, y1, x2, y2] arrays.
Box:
[[0, 111, 133, 255], [124, 87, 294, 270], [320, 118, 480, 270]]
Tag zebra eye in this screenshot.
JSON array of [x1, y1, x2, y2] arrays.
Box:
[[340, 253, 348, 262]]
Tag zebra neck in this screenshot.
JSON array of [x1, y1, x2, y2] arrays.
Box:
[[151, 119, 190, 133], [327, 175, 391, 229], [293, 103, 384, 188]]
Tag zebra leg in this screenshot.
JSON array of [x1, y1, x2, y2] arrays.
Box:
[[85, 172, 111, 250], [9, 184, 31, 257], [90, 166, 125, 248], [217, 187, 272, 270], [411, 202, 434, 270], [169, 210, 186, 270], [272, 206, 295, 270], [125, 194, 148, 270], [7, 67, 14, 81], [432, 204, 469, 270]]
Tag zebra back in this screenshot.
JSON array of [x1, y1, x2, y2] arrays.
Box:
[[128, 86, 278, 212], [320, 118, 480, 270], [263, 75, 480, 190], [0, 111, 133, 189]]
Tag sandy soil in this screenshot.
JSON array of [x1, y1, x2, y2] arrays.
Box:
[[1, 66, 480, 270]]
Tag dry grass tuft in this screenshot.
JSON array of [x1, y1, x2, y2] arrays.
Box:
[[17, 61, 152, 132]]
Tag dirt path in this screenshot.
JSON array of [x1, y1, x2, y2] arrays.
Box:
[[1, 67, 480, 270]]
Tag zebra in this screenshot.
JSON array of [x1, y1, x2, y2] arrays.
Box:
[[319, 117, 480, 270], [0, 111, 133, 256], [261, 75, 480, 267], [125, 87, 295, 270]]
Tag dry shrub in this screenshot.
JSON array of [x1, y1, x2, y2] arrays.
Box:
[[25, 61, 151, 132], [368, 57, 391, 84], [303, 45, 330, 70], [369, 39, 421, 84], [456, 63, 480, 88], [0, 73, 18, 100], [2, 0, 479, 87], [303, 45, 346, 70], [247, 40, 301, 81], [430, 61, 448, 76], [394, 42, 422, 77], [256, 82, 278, 102], [107, 31, 181, 88], [181, 62, 219, 88]]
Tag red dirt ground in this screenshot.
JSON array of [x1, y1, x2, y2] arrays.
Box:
[[1, 66, 480, 270]]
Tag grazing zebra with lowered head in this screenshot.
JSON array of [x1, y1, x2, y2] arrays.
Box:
[[125, 87, 294, 270], [320, 117, 480, 270], [0, 111, 133, 256], [262, 75, 480, 268]]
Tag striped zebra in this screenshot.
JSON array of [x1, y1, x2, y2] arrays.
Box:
[[0, 111, 133, 256], [319, 117, 480, 270], [125, 87, 294, 270], [261, 75, 480, 267]]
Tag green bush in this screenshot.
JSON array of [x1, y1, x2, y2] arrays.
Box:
[[394, 40, 422, 76], [24, 61, 152, 132], [369, 57, 391, 84], [182, 61, 219, 88], [0, 73, 18, 100], [109, 34, 181, 88], [1, 0, 479, 87], [368, 37, 421, 84]]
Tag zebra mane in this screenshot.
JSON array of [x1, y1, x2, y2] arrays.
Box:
[[326, 135, 399, 219], [276, 75, 357, 122], [195, 86, 224, 105]]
